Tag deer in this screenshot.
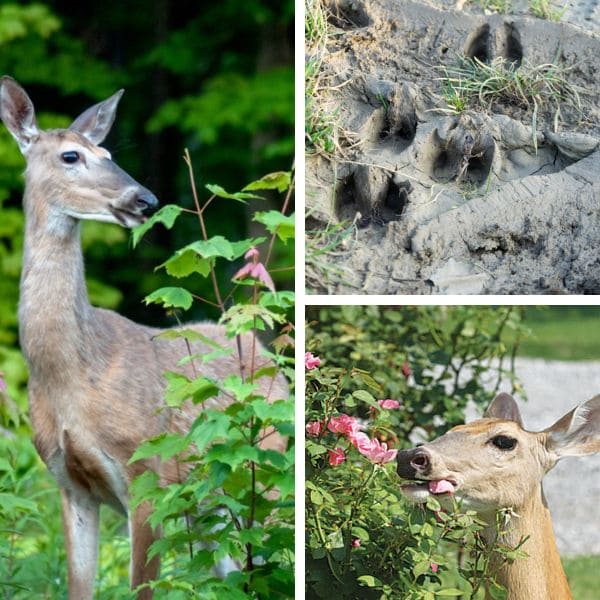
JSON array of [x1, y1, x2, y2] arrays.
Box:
[[396, 392, 600, 600], [0, 76, 288, 600]]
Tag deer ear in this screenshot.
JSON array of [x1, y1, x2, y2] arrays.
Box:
[[485, 393, 524, 427], [545, 396, 600, 459], [0, 76, 39, 154], [69, 89, 124, 145]]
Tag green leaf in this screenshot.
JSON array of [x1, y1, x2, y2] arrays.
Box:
[[243, 171, 291, 193], [129, 432, 189, 463], [157, 237, 266, 277], [487, 582, 508, 600], [357, 575, 382, 588], [188, 411, 232, 453], [220, 304, 285, 335], [413, 560, 432, 579], [163, 372, 219, 407], [253, 211, 295, 242], [352, 389, 377, 406], [205, 442, 260, 469], [158, 249, 212, 278], [436, 590, 465, 597], [250, 399, 294, 423], [310, 489, 323, 505], [132, 204, 183, 247], [153, 328, 224, 349], [223, 375, 257, 402], [144, 287, 193, 310], [205, 183, 263, 202]]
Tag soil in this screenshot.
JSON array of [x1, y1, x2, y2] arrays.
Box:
[[306, 0, 600, 294]]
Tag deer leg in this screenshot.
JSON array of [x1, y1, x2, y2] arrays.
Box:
[[60, 487, 100, 600], [129, 500, 160, 600]]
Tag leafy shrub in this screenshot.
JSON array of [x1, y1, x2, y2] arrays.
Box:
[[305, 306, 529, 599], [127, 157, 295, 599]]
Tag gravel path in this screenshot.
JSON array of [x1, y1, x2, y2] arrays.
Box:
[[467, 358, 600, 557]]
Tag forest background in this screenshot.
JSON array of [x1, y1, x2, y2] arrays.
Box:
[[0, 1, 294, 596]]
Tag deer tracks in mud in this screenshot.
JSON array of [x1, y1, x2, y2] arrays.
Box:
[[307, 0, 600, 294]]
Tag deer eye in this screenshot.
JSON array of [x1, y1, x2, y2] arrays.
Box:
[[490, 435, 517, 451], [61, 151, 80, 164]]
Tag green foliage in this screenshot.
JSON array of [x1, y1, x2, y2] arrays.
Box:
[[0, 3, 293, 597], [305, 306, 531, 597], [306, 306, 527, 440], [512, 307, 600, 361], [129, 161, 294, 598], [563, 556, 600, 600]]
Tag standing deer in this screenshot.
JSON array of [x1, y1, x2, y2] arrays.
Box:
[[397, 392, 600, 600], [0, 76, 287, 599]]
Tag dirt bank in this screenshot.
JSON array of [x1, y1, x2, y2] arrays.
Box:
[[306, 0, 600, 294]]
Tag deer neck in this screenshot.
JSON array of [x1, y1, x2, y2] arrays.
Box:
[[19, 188, 96, 384], [483, 487, 571, 600]]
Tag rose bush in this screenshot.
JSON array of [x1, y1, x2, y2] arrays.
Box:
[[305, 306, 529, 599]]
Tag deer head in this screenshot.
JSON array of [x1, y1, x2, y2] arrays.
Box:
[[0, 76, 157, 229], [397, 393, 600, 516]]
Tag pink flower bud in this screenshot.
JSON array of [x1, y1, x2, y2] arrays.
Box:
[[327, 447, 346, 467], [352, 538, 361, 548], [378, 399, 401, 409], [401, 361, 411, 378], [305, 421, 322, 437], [244, 247, 260, 261], [304, 352, 321, 370]]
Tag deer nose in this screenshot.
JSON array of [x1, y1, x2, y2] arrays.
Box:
[[410, 450, 430, 472], [135, 191, 159, 215]]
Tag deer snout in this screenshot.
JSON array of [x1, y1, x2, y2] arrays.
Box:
[[397, 447, 432, 479], [134, 190, 159, 216]]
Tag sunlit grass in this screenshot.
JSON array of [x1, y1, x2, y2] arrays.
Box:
[[508, 307, 600, 361]]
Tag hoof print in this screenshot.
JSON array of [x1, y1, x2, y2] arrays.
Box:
[[465, 24, 490, 62], [432, 149, 458, 182], [380, 86, 418, 149], [327, 0, 370, 29], [501, 22, 523, 65], [384, 178, 411, 216], [334, 172, 360, 222]]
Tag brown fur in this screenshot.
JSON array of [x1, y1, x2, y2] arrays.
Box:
[[397, 392, 600, 600], [0, 76, 288, 599]]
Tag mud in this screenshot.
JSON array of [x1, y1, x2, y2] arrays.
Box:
[[306, 0, 600, 294]]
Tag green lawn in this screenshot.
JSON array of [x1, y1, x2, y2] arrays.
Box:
[[512, 307, 600, 361], [564, 556, 600, 600]]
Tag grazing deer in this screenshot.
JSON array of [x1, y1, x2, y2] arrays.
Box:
[[397, 392, 600, 600], [0, 76, 287, 600]]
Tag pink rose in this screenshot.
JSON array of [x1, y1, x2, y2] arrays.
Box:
[[431, 563, 439, 574], [378, 399, 401, 409], [327, 414, 359, 436], [352, 538, 361, 548], [327, 447, 346, 467], [305, 421, 322, 437], [233, 247, 275, 292], [347, 430, 372, 453], [357, 438, 398, 464], [305, 352, 321, 370]]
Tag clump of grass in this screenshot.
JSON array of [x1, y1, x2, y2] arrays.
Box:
[[465, 0, 566, 21], [471, 0, 513, 13], [305, 0, 339, 156], [529, 0, 567, 21], [437, 56, 582, 146], [305, 217, 356, 292]]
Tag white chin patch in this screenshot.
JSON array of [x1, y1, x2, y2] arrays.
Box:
[[400, 483, 431, 503], [65, 210, 122, 225]]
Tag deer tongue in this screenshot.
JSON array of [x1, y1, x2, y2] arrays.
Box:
[[428, 479, 454, 495]]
